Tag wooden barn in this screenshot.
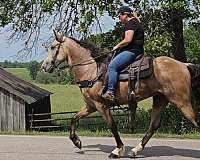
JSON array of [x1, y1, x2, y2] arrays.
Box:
[[0, 67, 52, 131]]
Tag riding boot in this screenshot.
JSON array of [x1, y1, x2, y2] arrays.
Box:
[[102, 91, 115, 101]]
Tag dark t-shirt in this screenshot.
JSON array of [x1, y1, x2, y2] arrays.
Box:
[[120, 18, 144, 55]]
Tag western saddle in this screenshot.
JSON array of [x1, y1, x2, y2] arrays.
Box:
[[99, 54, 153, 104]]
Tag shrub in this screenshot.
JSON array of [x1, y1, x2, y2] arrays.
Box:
[[36, 69, 75, 84]]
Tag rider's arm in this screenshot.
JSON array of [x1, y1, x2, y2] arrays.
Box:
[[112, 30, 134, 51]]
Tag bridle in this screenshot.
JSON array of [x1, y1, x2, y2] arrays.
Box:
[[51, 43, 62, 68]]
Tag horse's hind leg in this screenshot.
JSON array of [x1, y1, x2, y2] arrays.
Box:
[[69, 106, 96, 149], [129, 93, 168, 157]]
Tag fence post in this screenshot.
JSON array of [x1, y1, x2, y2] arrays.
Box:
[[30, 108, 34, 130]]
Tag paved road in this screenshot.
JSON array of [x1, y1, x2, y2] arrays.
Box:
[[0, 135, 200, 160]]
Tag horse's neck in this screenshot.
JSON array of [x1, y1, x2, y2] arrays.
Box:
[[66, 39, 97, 81]]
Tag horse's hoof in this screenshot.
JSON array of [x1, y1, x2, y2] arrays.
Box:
[[129, 142, 143, 157], [109, 146, 125, 158], [69, 135, 82, 149], [108, 153, 120, 159], [74, 139, 82, 149]]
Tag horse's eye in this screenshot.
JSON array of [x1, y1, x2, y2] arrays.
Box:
[[50, 60, 55, 65], [51, 46, 55, 50]]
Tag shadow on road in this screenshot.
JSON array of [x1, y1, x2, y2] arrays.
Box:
[[82, 144, 200, 159]]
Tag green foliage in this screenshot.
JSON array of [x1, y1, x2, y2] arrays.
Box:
[[138, 0, 199, 60], [135, 108, 150, 132], [184, 24, 200, 63], [145, 33, 172, 57], [0, 0, 121, 36], [161, 105, 198, 134], [87, 22, 123, 49], [36, 69, 74, 84], [27, 61, 40, 80], [36, 71, 52, 84], [0, 60, 29, 68], [41, 0, 56, 13], [0, 0, 199, 60], [62, 70, 75, 84]]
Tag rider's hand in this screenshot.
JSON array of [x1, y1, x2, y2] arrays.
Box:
[[112, 45, 119, 52]]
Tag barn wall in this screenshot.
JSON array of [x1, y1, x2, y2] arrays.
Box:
[[25, 96, 51, 129], [0, 88, 25, 131]]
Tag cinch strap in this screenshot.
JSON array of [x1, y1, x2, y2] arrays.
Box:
[[76, 80, 94, 88]]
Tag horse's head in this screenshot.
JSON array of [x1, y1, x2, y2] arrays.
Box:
[[41, 30, 67, 73]]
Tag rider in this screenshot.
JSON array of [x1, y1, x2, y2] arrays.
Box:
[[102, 6, 144, 101]]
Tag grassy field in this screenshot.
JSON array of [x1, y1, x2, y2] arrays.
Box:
[[5, 68, 33, 82], [5, 68, 152, 112], [37, 84, 85, 112]]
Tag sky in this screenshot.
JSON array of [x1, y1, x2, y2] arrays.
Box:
[[0, 15, 116, 62]]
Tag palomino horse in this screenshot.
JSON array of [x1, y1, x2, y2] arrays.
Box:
[[41, 31, 200, 158]]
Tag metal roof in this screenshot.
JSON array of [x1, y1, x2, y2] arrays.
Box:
[[0, 67, 52, 104]]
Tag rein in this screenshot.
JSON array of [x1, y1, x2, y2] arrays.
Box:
[[68, 51, 113, 69], [58, 50, 113, 70]]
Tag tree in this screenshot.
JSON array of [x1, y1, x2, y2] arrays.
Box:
[[0, 0, 122, 56], [27, 61, 40, 80], [184, 23, 200, 63], [87, 22, 123, 50], [0, 0, 199, 60], [125, 0, 199, 62]]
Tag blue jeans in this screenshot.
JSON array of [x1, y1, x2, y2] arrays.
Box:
[[107, 51, 137, 95]]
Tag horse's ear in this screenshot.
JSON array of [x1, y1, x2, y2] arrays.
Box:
[[53, 29, 64, 43]]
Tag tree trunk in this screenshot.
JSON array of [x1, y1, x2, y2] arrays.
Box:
[[170, 9, 187, 62]]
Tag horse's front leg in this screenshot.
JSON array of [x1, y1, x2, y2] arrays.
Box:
[[95, 102, 125, 158], [69, 106, 96, 149]]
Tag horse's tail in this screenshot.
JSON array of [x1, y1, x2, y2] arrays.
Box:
[[185, 63, 200, 97]]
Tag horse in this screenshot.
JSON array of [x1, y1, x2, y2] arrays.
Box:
[[41, 30, 200, 158]]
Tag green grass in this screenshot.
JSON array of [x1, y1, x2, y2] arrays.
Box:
[[36, 84, 85, 112], [138, 98, 152, 110], [5, 68, 33, 82]]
